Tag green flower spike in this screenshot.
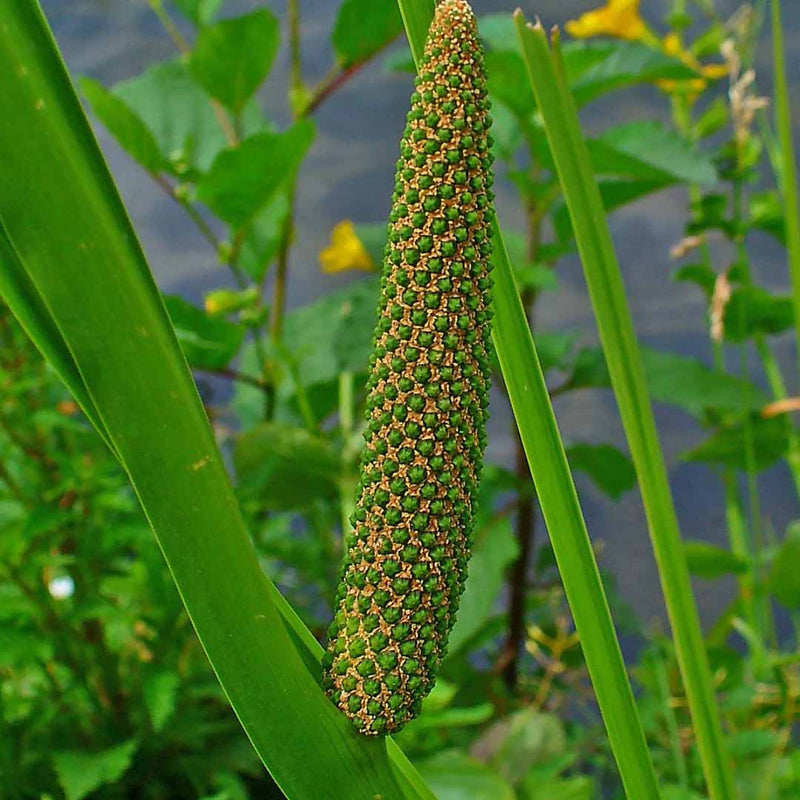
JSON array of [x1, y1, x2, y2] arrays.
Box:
[[322, 0, 495, 736]]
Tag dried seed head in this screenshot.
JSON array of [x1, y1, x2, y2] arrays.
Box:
[[322, 0, 495, 736], [710, 271, 732, 343]]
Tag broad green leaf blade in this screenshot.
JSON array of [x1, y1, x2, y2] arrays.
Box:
[[143, 671, 181, 732], [553, 179, 673, 242], [415, 752, 516, 800], [398, 3, 660, 798], [353, 222, 389, 265], [642, 350, 766, 415], [332, 0, 404, 67], [478, 19, 699, 107], [234, 280, 380, 428], [235, 422, 341, 511], [566, 345, 766, 416], [485, 50, 535, 120], [673, 262, 716, 296], [534, 331, 578, 372], [683, 415, 789, 473], [0, 5, 430, 798], [239, 193, 291, 281], [53, 741, 138, 800], [723, 286, 794, 342], [113, 60, 267, 177], [683, 542, 747, 580], [196, 121, 315, 227], [749, 190, 786, 244], [79, 77, 165, 173], [163, 294, 244, 370], [522, 775, 594, 800], [502, 231, 559, 292], [555, 123, 716, 237], [569, 41, 700, 106], [566, 443, 636, 500], [283, 277, 379, 385], [475, 707, 567, 784], [769, 522, 800, 609], [173, 0, 223, 26], [515, 15, 735, 800], [590, 121, 717, 185], [190, 10, 280, 115]]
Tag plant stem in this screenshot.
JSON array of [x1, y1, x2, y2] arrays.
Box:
[[197, 366, 270, 391], [266, 0, 306, 350], [149, 0, 190, 51], [269, 192, 294, 343], [502, 430, 535, 689], [653, 644, 690, 789], [148, 0, 237, 145], [772, 0, 800, 378], [501, 163, 543, 690], [288, 0, 303, 99], [153, 174, 251, 288], [304, 62, 368, 115], [302, 30, 401, 117], [731, 174, 778, 656]]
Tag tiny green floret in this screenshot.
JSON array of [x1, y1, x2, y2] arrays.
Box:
[[322, 0, 494, 736]]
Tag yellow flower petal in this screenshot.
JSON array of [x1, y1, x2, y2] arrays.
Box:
[[320, 220, 376, 274], [701, 63, 729, 80], [657, 34, 727, 99], [662, 32, 681, 56], [204, 297, 223, 314], [565, 0, 647, 41]]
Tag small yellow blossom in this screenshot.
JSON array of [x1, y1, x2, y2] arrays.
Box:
[[204, 287, 260, 316], [702, 63, 730, 81], [565, 0, 648, 42], [659, 32, 727, 97], [319, 220, 376, 274], [204, 295, 226, 315]]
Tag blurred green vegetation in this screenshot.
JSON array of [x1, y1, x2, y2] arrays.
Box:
[[3, 0, 800, 797]]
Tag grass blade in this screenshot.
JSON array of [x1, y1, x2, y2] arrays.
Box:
[[771, 0, 800, 376], [490, 227, 662, 799], [0, 3, 431, 798], [397, 2, 661, 797], [514, 15, 736, 800]]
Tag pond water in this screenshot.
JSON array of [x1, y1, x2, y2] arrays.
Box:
[[40, 0, 800, 634]]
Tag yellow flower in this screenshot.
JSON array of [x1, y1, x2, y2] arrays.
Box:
[[319, 220, 376, 274], [701, 63, 729, 81], [659, 33, 727, 97], [565, 0, 648, 41]]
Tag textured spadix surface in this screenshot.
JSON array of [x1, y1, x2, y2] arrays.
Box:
[[322, 0, 495, 735]]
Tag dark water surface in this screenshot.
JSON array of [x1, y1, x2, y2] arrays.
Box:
[[40, 0, 800, 631]]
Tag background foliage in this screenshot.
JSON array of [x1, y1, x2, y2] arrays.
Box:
[[3, 0, 800, 798]]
